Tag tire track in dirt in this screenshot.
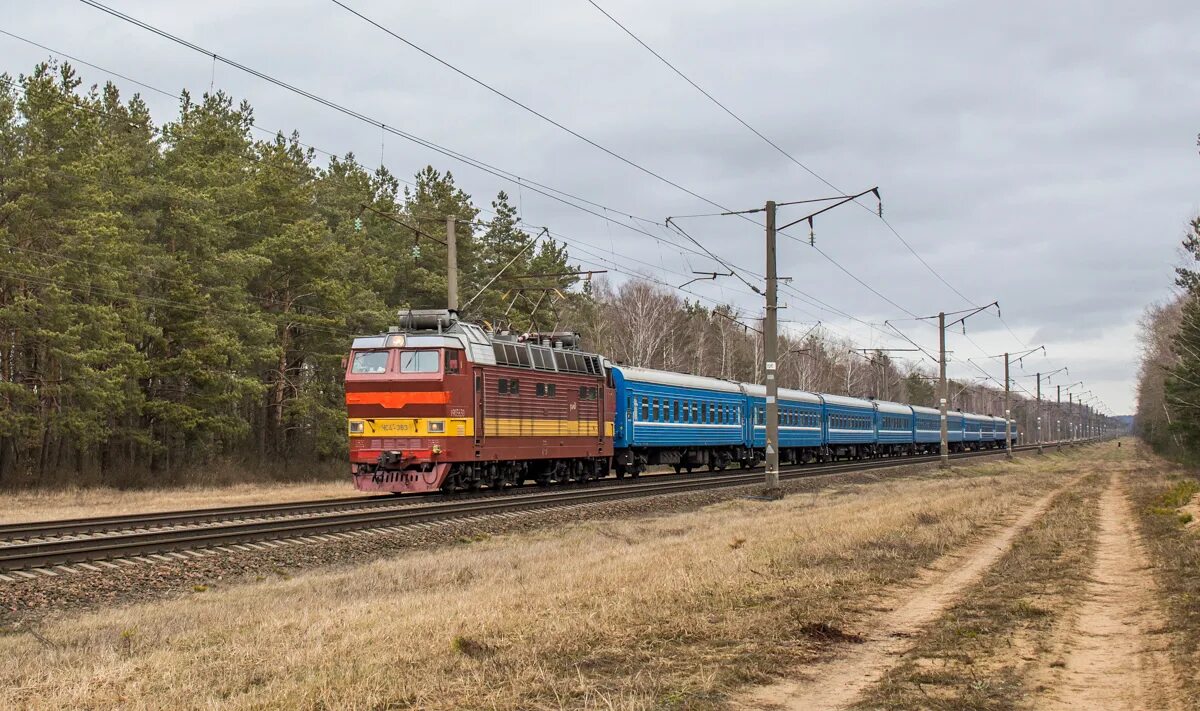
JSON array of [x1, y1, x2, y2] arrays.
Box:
[[1035, 472, 1182, 710], [732, 477, 1080, 711]]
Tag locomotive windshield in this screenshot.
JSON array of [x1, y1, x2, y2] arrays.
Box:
[[350, 351, 388, 374], [399, 350, 439, 373]]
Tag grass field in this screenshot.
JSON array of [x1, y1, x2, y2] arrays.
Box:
[[0, 478, 356, 524], [0, 451, 1075, 710]]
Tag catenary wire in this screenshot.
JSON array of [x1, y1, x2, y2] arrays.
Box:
[[584, 0, 986, 312], [14, 18, 972, 377]]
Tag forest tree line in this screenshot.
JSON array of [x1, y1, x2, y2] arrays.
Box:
[[1, 62, 1048, 488], [1136, 135, 1200, 458]]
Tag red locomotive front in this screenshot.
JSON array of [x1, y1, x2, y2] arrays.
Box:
[[345, 310, 615, 493]]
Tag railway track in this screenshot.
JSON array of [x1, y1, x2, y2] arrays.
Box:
[[0, 442, 1084, 573]]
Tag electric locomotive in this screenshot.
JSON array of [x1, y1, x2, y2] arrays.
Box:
[[345, 309, 614, 493]]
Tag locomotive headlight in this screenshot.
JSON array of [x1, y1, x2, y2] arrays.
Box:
[[428, 420, 445, 434], [348, 421, 365, 434]]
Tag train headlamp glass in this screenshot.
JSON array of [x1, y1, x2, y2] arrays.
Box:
[[386, 334, 405, 347], [349, 421, 365, 434], [428, 420, 445, 434]]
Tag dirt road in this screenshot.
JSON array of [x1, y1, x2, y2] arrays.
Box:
[[736, 450, 1186, 711], [1036, 472, 1180, 710], [735, 478, 1078, 710]]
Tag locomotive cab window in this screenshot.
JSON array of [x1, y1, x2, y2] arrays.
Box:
[[399, 350, 439, 373], [444, 350, 460, 374], [350, 351, 388, 374]]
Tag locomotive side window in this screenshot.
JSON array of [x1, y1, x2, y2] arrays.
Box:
[[399, 350, 439, 373], [510, 379, 520, 394], [444, 350, 460, 374], [536, 383, 546, 397], [548, 383, 556, 397], [499, 380, 509, 394], [351, 351, 388, 374]]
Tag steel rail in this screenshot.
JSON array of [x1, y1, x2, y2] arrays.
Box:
[[0, 442, 1086, 572], [0, 440, 1068, 541]]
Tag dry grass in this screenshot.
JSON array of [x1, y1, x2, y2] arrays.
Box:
[[1, 457, 349, 493], [0, 456, 1073, 710], [1128, 444, 1200, 698], [852, 452, 1109, 710], [0, 478, 356, 525]]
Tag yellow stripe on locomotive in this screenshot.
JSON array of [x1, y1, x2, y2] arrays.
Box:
[[348, 417, 474, 438]]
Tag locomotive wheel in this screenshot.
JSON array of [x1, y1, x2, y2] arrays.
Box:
[[673, 464, 682, 474]]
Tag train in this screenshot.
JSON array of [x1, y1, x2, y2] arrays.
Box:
[[345, 310, 1018, 494]]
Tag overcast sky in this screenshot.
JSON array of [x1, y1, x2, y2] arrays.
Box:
[[6, 0, 1200, 414]]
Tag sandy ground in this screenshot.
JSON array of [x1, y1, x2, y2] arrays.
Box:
[[1035, 472, 1181, 710], [0, 479, 358, 524], [733, 475, 1078, 711]]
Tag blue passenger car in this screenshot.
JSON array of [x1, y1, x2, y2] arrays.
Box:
[[946, 410, 965, 450], [979, 414, 996, 446], [744, 384, 824, 463], [822, 393, 877, 459], [988, 413, 1008, 446], [912, 405, 941, 453], [611, 365, 744, 475], [874, 400, 915, 456], [964, 412, 986, 448]]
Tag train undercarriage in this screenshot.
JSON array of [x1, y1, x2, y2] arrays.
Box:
[[360, 437, 1018, 495]]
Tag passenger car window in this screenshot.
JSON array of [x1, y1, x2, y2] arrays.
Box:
[[351, 351, 388, 374]]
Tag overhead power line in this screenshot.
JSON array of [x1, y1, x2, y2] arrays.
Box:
[[62, 7, 923, 344], [57, 6, 950, 371], [584, 0, 987, 311], [326, 0, 947, 325], [70, 0, 724, 268]]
